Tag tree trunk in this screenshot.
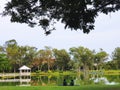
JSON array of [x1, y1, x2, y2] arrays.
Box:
[[37, 66, 39, 71], [47, 59, 50, 71]]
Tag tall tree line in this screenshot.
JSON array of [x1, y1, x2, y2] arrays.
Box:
[[0, 39, 120, 72]]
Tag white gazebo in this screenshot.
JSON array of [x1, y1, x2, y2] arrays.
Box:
[[19, 65, 31, 86], [19, 65, 31, 76]]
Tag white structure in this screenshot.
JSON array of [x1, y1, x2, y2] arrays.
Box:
[[0, 65, 31, 86], [19, 65, 31, 86], [19, 65, 31, 76]]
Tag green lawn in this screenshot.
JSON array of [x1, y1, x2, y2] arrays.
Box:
[[0, 85, 120, 90]]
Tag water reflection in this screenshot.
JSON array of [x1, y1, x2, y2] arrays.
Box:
[[91, 77, 119, 85], [0, 74, 120, 86], [0, 76, 31, 86], [30, 74, 120, 86]]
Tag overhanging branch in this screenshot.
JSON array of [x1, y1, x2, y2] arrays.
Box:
[[95, 0, 114, 12]]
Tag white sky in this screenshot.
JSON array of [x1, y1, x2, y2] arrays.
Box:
[[0, 1, 120, 58]]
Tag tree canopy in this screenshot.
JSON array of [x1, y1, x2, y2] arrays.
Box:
[[2, 0, 120, 35], [1, 39, 120, 72]]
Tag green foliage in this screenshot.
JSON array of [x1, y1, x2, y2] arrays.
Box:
[[53, 49, 71, 71], [111, 47, 120, 69], [0, 54, 11, 72], [2, 0, 120, 35], [0, 39, 120, 72], [94, 49, 108, 70], [112, 47, 120, 60], [69, 46, 94, 71]]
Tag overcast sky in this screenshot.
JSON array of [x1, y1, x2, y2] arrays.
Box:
[[0, 1, 120, 58]]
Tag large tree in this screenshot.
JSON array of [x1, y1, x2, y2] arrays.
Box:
[[21, 46, 37, 66], [2, 0, 120, 35], [4, 39, 37, 72], [4, 39, 20, 72], [0, 53, 11, 73], [33, 46, 54, 71], [53, 48, 71, 71], [111, 47, 120, 69], [94, 49, 108, 70], [69, 46, 94, 72]]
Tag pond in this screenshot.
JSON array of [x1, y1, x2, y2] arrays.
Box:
[[0, 73, 120, 86]]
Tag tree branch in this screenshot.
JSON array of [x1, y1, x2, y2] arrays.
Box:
[[95, 0, 114, 12]]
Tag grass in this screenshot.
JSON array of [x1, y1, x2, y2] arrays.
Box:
[[104, 70, 120, 75], [0, 85, 120, 90]]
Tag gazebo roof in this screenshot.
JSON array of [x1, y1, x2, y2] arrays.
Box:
[[19, 65, 31, 70]]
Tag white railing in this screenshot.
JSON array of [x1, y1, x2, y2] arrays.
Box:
[[0, 79, 20, 82], [0, 79, 31, 82], [19, 79, 31, 82], [20, 73, 31, 76], [0, 73, 19, 76]]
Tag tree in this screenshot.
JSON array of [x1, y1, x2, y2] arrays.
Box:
[[104, 61, 117, 70], [4, 39, 20, 72], [0, 54, 11, 73], [94, 49, 108, 70], [44, 46, 54, 71], [53, 48, 71, 71], [2, 0, 120, 35], [69, 46, 94, 81], [0, 46, 5, 54], [31, 56, 43, 71], [69, 47, 83, 72], [111, 47, 120, 69], [21, 46, 37, 66], [33, 46, 54, 71], [69, 46, 94, 72]]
